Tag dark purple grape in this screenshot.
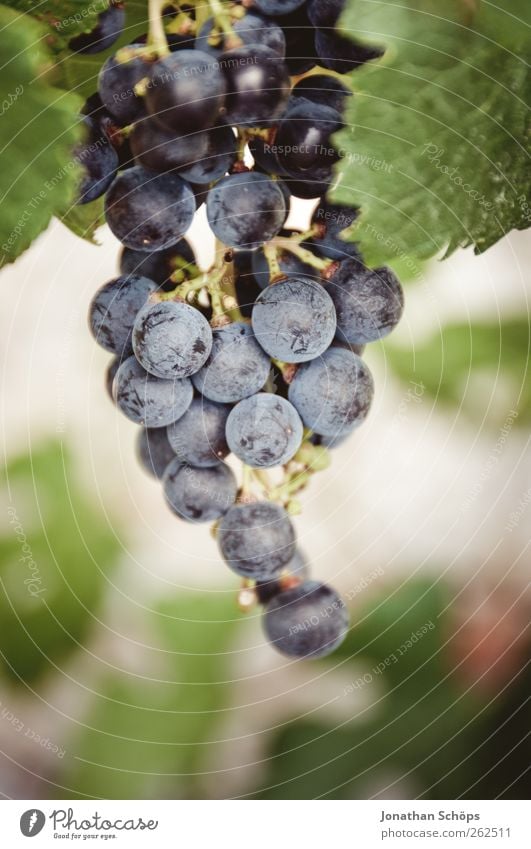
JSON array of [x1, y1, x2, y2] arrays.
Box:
[[275, 101, 343, 181], [218, 501, 296, 580], [225, 393, 303, 468], [68, 3, 125, 54], [310, 200, 362, 262], [263, 580, 348, 658], [163, 458, 237, 522], [75, 117, 119, 204], [88, 275, 156, 355], [327, 262, 404, 344], [196, 13, 286, 58], [221, 44, 291, 127], [192, 322, 271, 403], [206, 172, 287, 249], [132, 300, 212, 379], [98, 45, 150, 125], [113, 356, 193, 427], [176, 123, 237, 185], [136, 427, 177, 478], [130, 116, 210, 173], [104, 166, 196, 252], [307, 0, 344, 27], [119, 240, 197, 289], [291, 74, 352, 113], [166, 397, 231, 467], [146, 50, 226, 133]]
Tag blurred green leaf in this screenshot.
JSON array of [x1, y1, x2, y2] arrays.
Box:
[[58, 194, 105, 242], [0, 441, 121, 682], [4, 0, 102, 48], [64, 593, 243, 799], [384, 319, 531, 425], [333, 0, 531, 264]]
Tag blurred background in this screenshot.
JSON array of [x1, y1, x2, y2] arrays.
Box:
[[0, 200, 529, 800]]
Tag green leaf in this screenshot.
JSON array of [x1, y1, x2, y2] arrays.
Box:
[[4, 0, 103, 49], [384, 318, 531, 426], [332, 0, 531, 265], [0, 5, 84, 267], [63, 593, 243, 799], [58, 195, 105, 242], [0, 441, 122, 683]]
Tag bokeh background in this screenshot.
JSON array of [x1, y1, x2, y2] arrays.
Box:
[[0, 199, 529, 799]]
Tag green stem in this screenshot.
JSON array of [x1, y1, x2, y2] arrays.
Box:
[[273, 237, 331, 272], [207, 0, 242, 47], [148, 0, 171, 56]]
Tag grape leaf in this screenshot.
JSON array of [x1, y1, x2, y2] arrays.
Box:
[[58, 195, 106, 242], [332, 0, 531, 265], [0, 5, 84, 267], [3, 0, 103, 49]]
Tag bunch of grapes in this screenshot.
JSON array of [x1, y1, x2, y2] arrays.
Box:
[[78, 0, 404, 659]]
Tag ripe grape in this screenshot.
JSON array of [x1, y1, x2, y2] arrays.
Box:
[[98, 45, 150, 125], [263, 580, 348, 658], [192, 322, 271, 403], [218, 501, 296, 580], [146, 50, 226, 133], [163, 458, 237, 522], [196, 14, 286, 58], [105, 355, 123, 401], [132, 300, 212, 380], [166, 397, 231, 467], [310, 200, 361, 261], [130, 116, 210, 173], [177, 122, 237, 185], [307, 0, 344, 28], [221, 44, 291, 127], [252, 276, 337, 362], [288, 346, 374, 435], [88, 275, 156, 355], [104, 166, 196, 252], [283, 176, 331, 200], [119, 239, 196, 288], [113, 356, 193, 427], [68, 3, 125, 54], [226, 393, 303, 468], [206, 172, 287, 249], [328, 262, 404, 344], [275, 101, 343, 181], [291, 74, 352, 113], [75, 117, 119, 205], [136, 427, 177, 479]]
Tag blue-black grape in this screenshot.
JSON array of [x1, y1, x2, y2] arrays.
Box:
[[130, 116, 210, 173], [275, 101, 343, 181], [288, 346, 374, 435], [163, 458, 237, 522], [146, 50, 226, 133], [166, 397, 231, 467], [119, 239, 197, 289], [136, 426, 177, 479], [255, 548, 309, 604], [328, 262, 404, 344], [252, 276, 337, 362], [226, 393, 303, 468], [278, 6, 318, 75], [253, 0, 306, 14], [310, 200, 362, 262], [68, 3, 125, 54], [314, 29, 384, 74], [98, 45, 149, 125], [218, 501, 296, 580], [206, 172, 287, 249], [251, 239, 315, 289], [283, 176, 331, 200], [105, 355, 123, 401], [113, 355, 193, 426], [221, 44, 291, 127], [192, 322, 271, 403], [291, 74, 352, 113], [88, 275, 156, 355], [263, 580, 348, 658], [104, 166, 196, 252], [75, 117, 119, 205], [196, 13, 286, 58], [176, 123, 237, 185], [132, 300, 212, 379], [307, 0, 344, 27]]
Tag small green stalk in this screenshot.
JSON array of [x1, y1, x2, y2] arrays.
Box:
[[148, 0, 171, 56]]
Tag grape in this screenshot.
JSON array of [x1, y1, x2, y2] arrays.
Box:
[[163, 458, 237, 522], [196, 14, 286, 58], [288, 347, 374, 435], [279, 7, 318, 75], [226, 393, 303, 468], [192, 322, 271, 403], [275, 101, 343, 181], [105, 355, 123, 401], [104, 166, 196, 252], [88, 275, 156, 355], [176, 122, 237, 185], [113, 355, 193, 427], [251, 246, 315, 290], [146, 50, 226, 133], [119, 240, 196, 289], [256, 548, 309, 604], [263, 580, 348, 658], [132, 300, 212, 380], [206, 173, 287, 249], [314, 30, 384, 74], [136, 427, 177, 479], [68, 3, 125, 54], [328, 262, 404, 344], [130, 116, 210, 173], [98, 45, 149, 125], [310, 200, 362, 261], [166, 397, 231, 467], [221, 44, 291, 127], [307, 0, 343, 27], [253, 0, 306, 14], [75, 117, 119, 205], [291, 74, 352, 113], [252, 276, 337, 362], [283, 177, 331, 200], [218, 501, 296, 580], [249, 136, 289, 177]]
